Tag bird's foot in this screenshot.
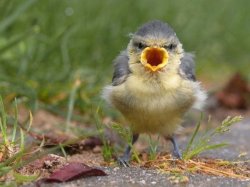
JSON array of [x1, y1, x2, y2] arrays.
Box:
[[117, 156, 130, 167], [173, 148, 182, 159], [117, 133, 139, 167], [166, 135, 182, 159]]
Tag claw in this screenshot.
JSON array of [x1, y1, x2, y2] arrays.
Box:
[[117, 156, 130, 167], [173, 147, 182, 159]]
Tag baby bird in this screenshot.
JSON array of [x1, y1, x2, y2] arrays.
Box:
[[102, 20, 206, 166]]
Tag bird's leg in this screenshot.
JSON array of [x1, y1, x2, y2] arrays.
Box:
[[118, 133, 139, 167], [164, 135, 182, 159]]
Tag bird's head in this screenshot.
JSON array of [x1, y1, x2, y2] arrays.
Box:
[[127, 20, 184, 74]]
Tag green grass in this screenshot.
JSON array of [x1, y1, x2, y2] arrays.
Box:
[[111, 122, 141, 163], [0, 0, 250, 121], [183, 115, 243, 160], [94, 106, 114, 161], [147, 135, 160, 160], [0, 96, 40, 185]]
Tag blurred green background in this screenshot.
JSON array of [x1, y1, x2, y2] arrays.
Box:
[[0, 0, 249, 122]]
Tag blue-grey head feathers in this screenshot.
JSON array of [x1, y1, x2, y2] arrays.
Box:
[[135, 20, 178, 40]]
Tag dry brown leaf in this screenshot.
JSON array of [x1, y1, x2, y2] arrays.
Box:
[[216, 73, 250, 109], [39, 162, 107, 183]]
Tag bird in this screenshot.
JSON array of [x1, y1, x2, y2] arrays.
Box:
[[102, 20, 207, 167]]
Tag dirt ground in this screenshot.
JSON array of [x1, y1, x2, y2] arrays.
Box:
[[17, 107, 249, 187]]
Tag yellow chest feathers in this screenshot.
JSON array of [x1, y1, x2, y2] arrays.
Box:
[[103, 72, 199, 134], [111, 72, 195, 113], [107, 73, 196, 134]]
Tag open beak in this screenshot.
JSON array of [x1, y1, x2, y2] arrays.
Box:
[[140, 47, 168, 72]]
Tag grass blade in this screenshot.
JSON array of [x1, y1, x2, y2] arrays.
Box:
[[0, 30, 31, 55], [27, 111, 33, 132], [59, 143, 68, 160], [0, 96, 8, 145], [20, 129, 24, 151], [184, 143, 228, 160], [203, 143, 228, 151], [0, 0, 38, 33], [184, 113, 203, 158], [11, 98, 18, 143], [13, 171, 40, 184], [65, 79, 81, 132]]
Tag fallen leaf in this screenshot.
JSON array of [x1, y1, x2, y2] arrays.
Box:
[[216, 73, 250, 109], [64, 136, 103, 154], [40, 162, 106, 183], [19, 122, 103, 153], [82, 136, 103, 149]]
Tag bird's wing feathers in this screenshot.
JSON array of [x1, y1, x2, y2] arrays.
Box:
[[179, 53, 196, 81], [112, 50, 131, 86]]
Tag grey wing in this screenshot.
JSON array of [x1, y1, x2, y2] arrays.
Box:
[[179, 53, 196, 81], [112, 50, 131, 86]]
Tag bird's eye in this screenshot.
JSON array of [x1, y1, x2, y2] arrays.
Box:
[[137, 42, 145, 50], [164, 44, 176, 50]]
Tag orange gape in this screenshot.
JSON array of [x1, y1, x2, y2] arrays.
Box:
[[140, 47, 168, 72]]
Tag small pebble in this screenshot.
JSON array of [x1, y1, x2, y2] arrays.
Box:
[[113, 167, 120, 171], [44, 160, 53, 168], [140, 180, 146, 184]]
